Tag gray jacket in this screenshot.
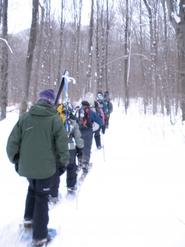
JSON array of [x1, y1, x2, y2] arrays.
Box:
[[67, 119, 84, 150]]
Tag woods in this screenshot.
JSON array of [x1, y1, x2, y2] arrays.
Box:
[[0, 0, 184, 119]]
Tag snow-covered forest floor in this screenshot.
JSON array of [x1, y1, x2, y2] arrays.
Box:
[[1, 101, 185, 247]]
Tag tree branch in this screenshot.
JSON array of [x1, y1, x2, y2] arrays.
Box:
[[0, 38, 13, 53], [165, 0, 178, 29]]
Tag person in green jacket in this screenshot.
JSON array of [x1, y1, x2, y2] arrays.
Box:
[[6, 89, 69, 247]]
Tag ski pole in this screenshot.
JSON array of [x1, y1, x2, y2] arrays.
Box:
[[101, 133, 106, 162]]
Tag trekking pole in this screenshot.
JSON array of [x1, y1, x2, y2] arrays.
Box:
[[101, 133, 106, 162]]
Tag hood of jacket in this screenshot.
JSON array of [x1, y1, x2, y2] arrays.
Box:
[[29, 100, 56, 117]]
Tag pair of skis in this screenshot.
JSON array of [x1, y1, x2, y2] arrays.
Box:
[[54, 70, 76, 106], [55, 70, 76, 131]]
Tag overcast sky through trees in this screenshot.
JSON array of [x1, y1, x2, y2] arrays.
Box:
[[8, 0, 91, 34]]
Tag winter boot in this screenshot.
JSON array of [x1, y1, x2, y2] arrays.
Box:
[[31, 228, 56, 247], [23, 218, 33, 228], [31, 238, 48, 247], [67, 186, 76, 194]]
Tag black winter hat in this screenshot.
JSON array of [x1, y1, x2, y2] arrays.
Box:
[[81, 100, 90, 107]]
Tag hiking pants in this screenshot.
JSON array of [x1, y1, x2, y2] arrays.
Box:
[[94, 128, 101, 148], [24, 177, 53, 240], [50, 150, 77, 194], [81, 128, 93, 165], [66, 150, 77, 188]]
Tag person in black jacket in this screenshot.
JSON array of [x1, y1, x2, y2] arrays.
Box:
[[93, 100, 105, 149]]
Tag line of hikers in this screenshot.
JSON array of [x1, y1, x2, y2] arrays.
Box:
[[6, 89, 113, 247]]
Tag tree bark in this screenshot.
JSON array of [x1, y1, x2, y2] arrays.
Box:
[[166, 0, 185, 120], [33, 2, 45, 102], [105, 0, 110, 91], [123, 0, 129, 113], [57, 0, 65, 87], [95, 0, 100, 92], [143, 0, 158, 114], [20, 0, 39, 114], [0, 0, 8, 120], [86, 0, 94, 93]]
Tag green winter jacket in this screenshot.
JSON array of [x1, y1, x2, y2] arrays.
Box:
[[6, 101, 69, 179]]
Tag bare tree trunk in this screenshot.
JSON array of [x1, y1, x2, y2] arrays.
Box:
[[20, 0, 39, 114], [161, 0, 170, 115], [33, 2, 45, 102], [178, 0, 185, 120], [95, 0, 100, 91], [70, 0, 82, 85], [99, 5, 105, 92], [71, 0, 77, 77], [57, 0, 65, 87], [86, 0, 94, 93], [0, 0, 8, 120], [45, 0, 52, 87], [137, 0, 147, 114], [0, 0, 3, 24], [143, 0, 158, 114], [153, 1, 159, 114], [76, 0, 82, 82], [123, 0, 129, 113], [166, 0, 185, 120], [105, 0, 109, 91]]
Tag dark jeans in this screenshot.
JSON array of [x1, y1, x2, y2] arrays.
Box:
[[105, 115, 110, 128], [66, 150, 77, 188], [50, 168, 61, 198], [50, 150, 77, 196], [81, 128, 93, 165], [94, 128, 101, 148], [24, 177, 53, 240]]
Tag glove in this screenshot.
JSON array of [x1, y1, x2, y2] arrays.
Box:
[[76, 147, 83, 159], [101, 125, 106, 134], [13, 153, 19, 173], [15, 163, 18, 173], [56, 160, 67, 176], [58, 166, 66, 176]]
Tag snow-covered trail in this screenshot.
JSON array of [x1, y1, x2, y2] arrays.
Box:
[[1, 104, 185, 246], [73, 108, 185, 247]]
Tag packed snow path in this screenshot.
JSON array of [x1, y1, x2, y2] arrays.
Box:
[[1, 104, 185, 246]]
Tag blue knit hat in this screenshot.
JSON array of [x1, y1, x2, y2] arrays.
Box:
[[39, 89, 55, 104]]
